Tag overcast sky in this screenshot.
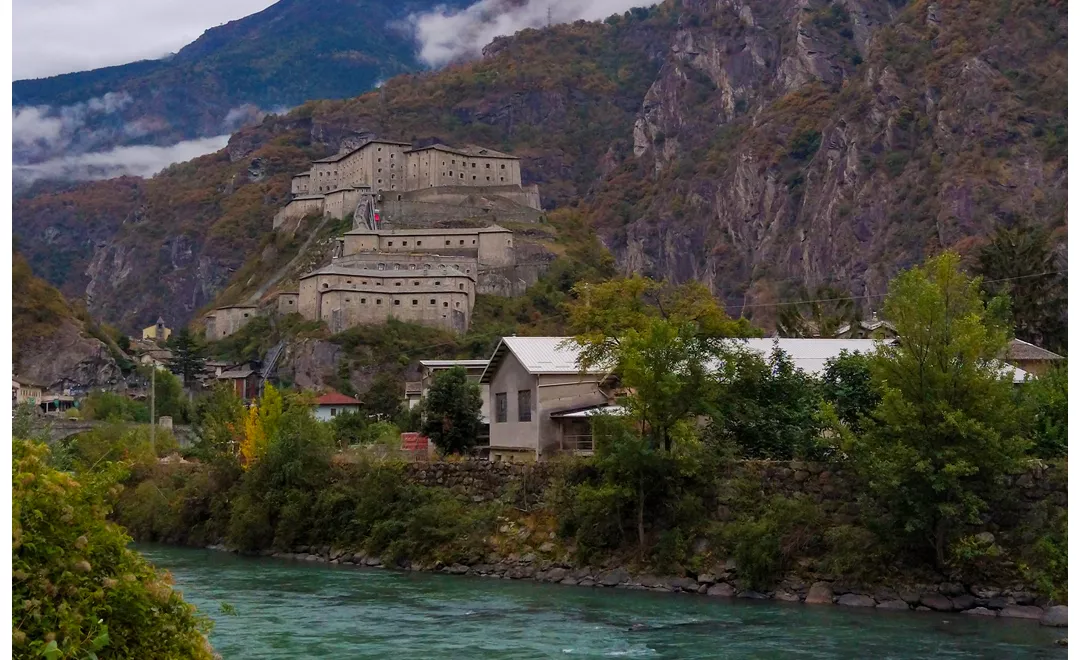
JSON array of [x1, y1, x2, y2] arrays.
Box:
[[13, 0, 278, 80]]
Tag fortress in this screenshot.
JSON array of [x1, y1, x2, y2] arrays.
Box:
[[274, 138, 541, 228], [208, 139, 546, 338]]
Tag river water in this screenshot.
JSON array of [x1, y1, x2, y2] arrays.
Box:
[[139, 545, 1065, 659]]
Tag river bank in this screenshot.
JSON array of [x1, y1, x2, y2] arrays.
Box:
[[202, 541, 1068, 629], [144, 544, 1068, 659]]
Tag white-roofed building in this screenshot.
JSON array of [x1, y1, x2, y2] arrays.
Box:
[[479, 337, 618, 462]]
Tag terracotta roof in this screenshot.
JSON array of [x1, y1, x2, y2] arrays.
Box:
[[315, 392, 362, 406], [1006, 339, 1064, 362]]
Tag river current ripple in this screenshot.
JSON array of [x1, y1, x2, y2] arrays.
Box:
[[139, 545, 1065, 660]]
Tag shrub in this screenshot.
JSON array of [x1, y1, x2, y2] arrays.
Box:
[[820, 525, 889, 581], [719, 495, 824, 590], [13, 439, 214, 659]]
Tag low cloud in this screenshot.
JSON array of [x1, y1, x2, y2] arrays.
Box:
[[13, 91, 135, 162], [13, 135, 230, 185], [407, 0, 658, 67]]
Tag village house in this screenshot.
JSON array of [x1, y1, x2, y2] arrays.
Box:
[[13, 377, 45, 406], [216, 367, 260, 401], [311, 391, 362, 421], [479, 337, 618, 463]]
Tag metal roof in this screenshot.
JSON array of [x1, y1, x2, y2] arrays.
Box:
[[550, 404, 629, 419], [480, 336, 602, 382], [731, 338, 883, 376]]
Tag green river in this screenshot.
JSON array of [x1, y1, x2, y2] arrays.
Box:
[[140, 545, 1065, 659]]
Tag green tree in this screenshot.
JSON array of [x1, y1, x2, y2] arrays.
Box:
[[1019, 363, 1067, 459], [820, 350, 879, 434], [569, 277, 756, 451], [855, 252, 1029, 567], [361, 373, 404, 422], [329, 409, 369, 447], [976, 222, 1066, 353], [13, 439, 214, 659], [421, 367, 483, 455], [191, 384, 245, 462], [142, 366, 190, 423], [167, 327, 207, 387], [708, 346, 824, 459]]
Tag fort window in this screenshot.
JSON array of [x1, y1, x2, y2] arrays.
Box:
[[455, 302, 461, 308], [376, 299, 382, 304], [459, 240, 465, 245], [361, 298, 366, 304], [415, 241, 421, 246], [323, 283, 329, 289], [395, 282, 402, 286], [378, 263, 385, 270], [402, 241, 408, 246], [485, 163, 491, 169], [387, 241, 393, 246], [394, 300, 400, 306], [472, 176, 476, 180], [414, 281, 420, 286], [486, 177, 490, 181], [429, 299, 436, 305], [347, 280, 352, 284], [460, 173, 464, 178], [435, 281, 441, 285], [500, 177, 504, 182], [501, 164, 506, 169], [443, 302, 449, 307], [378, 179, 383, 184], [471, 240, 476, 245], [445, 240, 450, 246], [472, 163, 477, 168], [345, 298, 350, 302], [459, 283, 464, 290], [412, 299, 418, 306], [451, 160, 456, 165]]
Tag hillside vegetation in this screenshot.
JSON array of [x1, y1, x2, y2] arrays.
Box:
[[12, 0, 1067, 338]]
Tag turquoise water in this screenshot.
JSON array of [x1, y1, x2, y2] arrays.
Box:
[[140, 545, 1065, 659]]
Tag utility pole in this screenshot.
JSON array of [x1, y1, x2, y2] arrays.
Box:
[[150, 364, 156, 454]]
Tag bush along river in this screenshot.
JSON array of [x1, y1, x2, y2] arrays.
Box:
[[141, 545, 1066, 659]]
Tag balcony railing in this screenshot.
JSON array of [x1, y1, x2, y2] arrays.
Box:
[[562, 435, 594, 454]]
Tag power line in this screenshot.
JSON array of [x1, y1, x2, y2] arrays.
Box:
[[738, 270, 1066, 310]]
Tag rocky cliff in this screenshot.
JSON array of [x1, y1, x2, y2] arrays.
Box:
[[13, 253, 125, 390], [12, 0, 1066, 333]]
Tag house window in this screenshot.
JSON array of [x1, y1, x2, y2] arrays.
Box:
[[517, 390, 532, 422], [330, 408, 337, 417], [495, 393, 507, 423]]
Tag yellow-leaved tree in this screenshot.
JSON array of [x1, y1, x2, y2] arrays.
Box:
[[239, 384, 285, 467]]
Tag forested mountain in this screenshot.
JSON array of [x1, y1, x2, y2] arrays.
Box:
[[12, 0, 1066, 335], [12, 0, 472, 166]]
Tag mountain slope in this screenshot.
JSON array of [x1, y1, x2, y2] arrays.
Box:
[[13, 253, 125, 389], [13, 0, 471, 166], [12, 0, 1067, 335]]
